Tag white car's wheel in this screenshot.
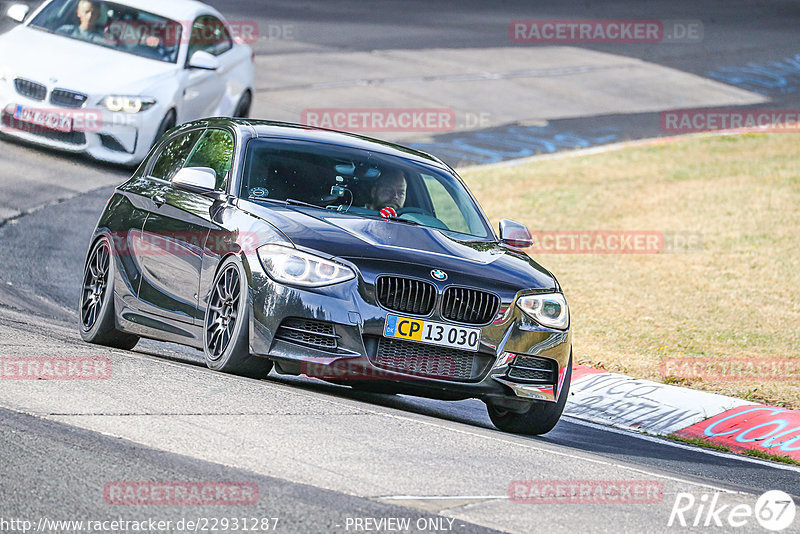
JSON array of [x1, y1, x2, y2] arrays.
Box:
[[151, 110, 176, 149], [233, 91, 252, 118]]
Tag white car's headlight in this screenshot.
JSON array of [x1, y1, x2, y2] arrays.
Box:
[[102, 96, 156, 113], [257, 244, 355, 287], [516, 293, 569, 330]]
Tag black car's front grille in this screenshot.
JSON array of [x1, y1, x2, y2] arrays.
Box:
[[371, 337, 493, 382], [14, 78, 47, 101], [441, 287, 499, 325], [375, 276, 436, 316], [274, 318, 338, 350], [50, 89, 88, 108], [1, 112, 86, 145], [507, 355, 557, 384]]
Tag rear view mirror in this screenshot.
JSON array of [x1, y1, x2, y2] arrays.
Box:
[[6, 4, 30, 23], [499, 219, 533, 248], [173, 167, 217, 194]]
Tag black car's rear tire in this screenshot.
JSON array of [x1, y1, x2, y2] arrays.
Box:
[[79, 236, 140, 350], [487, 351, 572, 435], [203, 257, 273, 378]]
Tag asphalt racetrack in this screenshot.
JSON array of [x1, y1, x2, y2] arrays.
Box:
[[0, 2, 798, 533]]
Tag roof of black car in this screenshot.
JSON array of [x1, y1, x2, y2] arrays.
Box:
[[200, 118, 450, 170]]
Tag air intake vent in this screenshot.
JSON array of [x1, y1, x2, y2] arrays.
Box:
[[51, 89, 88, 108], [371, 337, 492, 382], [507, 355, 557, 384], [375, 276, 436, 316], [441, 287, 499, 325], [275, 318, 338, 350], [14, 78, 47, 101]]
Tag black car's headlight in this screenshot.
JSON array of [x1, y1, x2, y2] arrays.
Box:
[[516, 293, 569, 330], [257, 244, 355, 287]]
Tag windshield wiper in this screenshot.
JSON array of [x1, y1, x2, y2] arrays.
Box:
[[285, 198, 326, 210], [247, 196, 324, 210], [380, 215, 421, 226]]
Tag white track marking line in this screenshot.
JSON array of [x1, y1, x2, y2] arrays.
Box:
[[37, 340, 796, 489]]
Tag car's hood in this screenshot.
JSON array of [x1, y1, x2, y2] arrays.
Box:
[[243, 201, 557, 292], [0, 26, 176, 94]]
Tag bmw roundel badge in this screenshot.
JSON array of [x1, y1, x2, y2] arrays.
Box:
[[431, 269, 448, 281]]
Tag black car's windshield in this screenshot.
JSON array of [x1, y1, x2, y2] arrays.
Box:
[[241, 138, 492, 239], [29, 0, 182, 63]]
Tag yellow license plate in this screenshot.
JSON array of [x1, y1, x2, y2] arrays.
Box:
[[383, 314, 480, 352]]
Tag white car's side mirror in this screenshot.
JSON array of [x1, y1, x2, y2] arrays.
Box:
[[6, 4, 30, 23], [188, 51, 220, 71], [173, 167, 217, 194]]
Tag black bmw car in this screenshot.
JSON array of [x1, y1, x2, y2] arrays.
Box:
[[80, 118, 573, 435]]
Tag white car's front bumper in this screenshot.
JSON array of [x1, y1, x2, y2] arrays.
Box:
[[0, 81, 162, 166]]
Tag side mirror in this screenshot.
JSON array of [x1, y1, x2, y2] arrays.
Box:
[[6, 4, 30, 23], [173, 167, 217, 195], [499, 219, 532, 248], [188, 50, 220, 71]]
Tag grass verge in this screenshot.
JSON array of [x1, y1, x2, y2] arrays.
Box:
[[666, 434, 800, 466], [461, 132, 800, 408]]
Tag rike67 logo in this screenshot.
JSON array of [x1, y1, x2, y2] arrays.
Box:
[[668, 490, 796, 531]]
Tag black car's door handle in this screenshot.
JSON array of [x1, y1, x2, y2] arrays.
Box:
[[153, 193, 166, 206]]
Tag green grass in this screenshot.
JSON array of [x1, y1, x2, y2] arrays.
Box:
[[460, 132, 800, 408]]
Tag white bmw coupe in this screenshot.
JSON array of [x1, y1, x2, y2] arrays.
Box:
[[0, 0, 255, 165]]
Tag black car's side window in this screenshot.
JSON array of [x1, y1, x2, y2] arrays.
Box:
[[188, 15, 233, 58], [183, 129, 235, 191], [150, 131, 203, 181]]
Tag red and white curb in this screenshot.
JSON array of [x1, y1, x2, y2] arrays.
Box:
[[565, 366, 800, 461]]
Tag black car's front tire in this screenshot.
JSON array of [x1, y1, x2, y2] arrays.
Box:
[[487, 351, 572, 435], [203, 257, 273, 378], [79, 236, 140, 350]]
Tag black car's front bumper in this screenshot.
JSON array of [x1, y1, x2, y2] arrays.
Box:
[[245, 256, 572, 407]]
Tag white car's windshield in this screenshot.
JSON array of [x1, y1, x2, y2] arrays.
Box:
[[29, 0, 182, 63], [241, 139, 493, 239]]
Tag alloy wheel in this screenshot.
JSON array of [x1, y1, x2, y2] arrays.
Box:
[[205, 265, 241, 360], [81, 242, 110, 329]]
